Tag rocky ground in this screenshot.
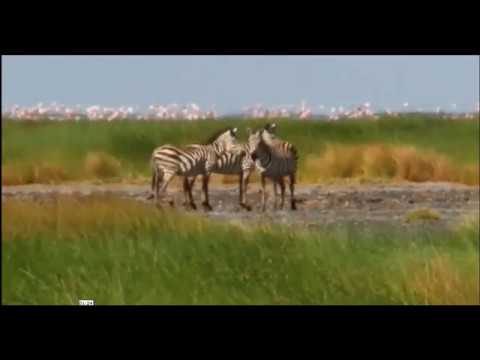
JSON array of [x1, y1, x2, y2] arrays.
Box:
[[2, 181, 478, 230]]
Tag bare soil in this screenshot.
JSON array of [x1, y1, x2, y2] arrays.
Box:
[[2, 181, 478, 230]]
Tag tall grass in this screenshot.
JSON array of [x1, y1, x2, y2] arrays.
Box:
[[2, 197, 478, 305], [304, 144, 479, 185], [2, 116, 478, 184]]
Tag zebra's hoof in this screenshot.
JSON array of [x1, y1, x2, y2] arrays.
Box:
[[146, 193, 154, 200], [168, 200, 175, 207], [202, 202, 213, 211], [240, 204, 252, 211], [182, 201, 196, 210], [291, 202, 297, 211]]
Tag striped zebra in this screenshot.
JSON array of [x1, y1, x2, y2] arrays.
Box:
[[149, 127, 239, 210], [247, 123, 299, 211], [183, 141, 256, 211]]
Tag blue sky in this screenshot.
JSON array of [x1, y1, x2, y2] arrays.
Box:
[[2, 55, 479, 113]]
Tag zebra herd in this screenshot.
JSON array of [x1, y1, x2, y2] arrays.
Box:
[[148, 123, 299, 212]]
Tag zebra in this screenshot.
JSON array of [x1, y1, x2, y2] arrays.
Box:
[[149, 127, 239, 210], [247, 123, 299, 211], [183, 141, 257, 211]]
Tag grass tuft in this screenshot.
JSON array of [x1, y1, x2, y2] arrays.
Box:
[[304, 144, 478, 185], [84, 152, 122, 179], [406, 255, 479, 305], [2, 163, 69, 185], [405, 208, 441, 223]]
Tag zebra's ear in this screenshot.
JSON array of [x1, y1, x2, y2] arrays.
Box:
[[269, 123, 277, 132], [231, 128, 238, 136]]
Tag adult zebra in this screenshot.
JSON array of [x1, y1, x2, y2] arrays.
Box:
[[247, 123, 299, 211], [183, 141, 256, 211], [149, 127, 239, 210]]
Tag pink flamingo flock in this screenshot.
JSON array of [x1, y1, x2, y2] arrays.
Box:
[[2, 101, 479, 121], [3, 103, 218, 121]]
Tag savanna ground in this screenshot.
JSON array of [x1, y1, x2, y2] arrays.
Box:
[[2, 116, 479, 304]]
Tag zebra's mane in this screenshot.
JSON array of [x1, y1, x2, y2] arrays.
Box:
[[252, 127, 267, 138], [203, 127, 234, 145]]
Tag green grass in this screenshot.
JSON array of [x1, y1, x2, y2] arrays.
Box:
[[2, 197, 478, 305], [2, 116, 478, 184]]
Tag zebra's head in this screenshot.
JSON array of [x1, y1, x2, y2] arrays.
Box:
[[246, 128, 264, 161], [264, 123, 277, 133], [261, 123, 277, 142], [208, 127, 239, 152]]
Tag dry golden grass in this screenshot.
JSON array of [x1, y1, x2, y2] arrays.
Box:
[[406, 255, 479, 305], [2, 196, 159, 241], [1, 196, 220, 245], [304, 144, 479, 185], [459, 165, 480, 186], [2, 163, 69, 185], [303, 144, 364, 182], [33, 163, 68, 183], [360, 144, 397, 178], [3, 144, 478, 187], [393, 146, 434, 182], [2, 165, 31, 185], [84, 152, 121, 179]]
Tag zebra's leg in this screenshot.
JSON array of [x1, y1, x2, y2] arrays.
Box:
[[279, 177, 286, 210], [201, 174, 213, 211], [273, 180, 279, 210], [158, 172, 175, 208], [154, 168, 164, 206], [146, 167, 157, 200], [238, 172, 244, 207], [152, 168, 157, 192], [289, 173, 297, 210], [239, 171, 252, 211], [261, 173, 267, 212], [182, 177, 196, 210], [182, 177, 190, 206], [190, 176, 198, 209], [186, 176, 197, 210]]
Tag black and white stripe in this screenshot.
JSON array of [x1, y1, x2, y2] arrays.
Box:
[[149, 128, 239, 210], [185, 143, 256, 210], [248, 123, 299, 211]]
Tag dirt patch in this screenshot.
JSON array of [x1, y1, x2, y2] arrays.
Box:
[[2, 181, 478, 230]]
